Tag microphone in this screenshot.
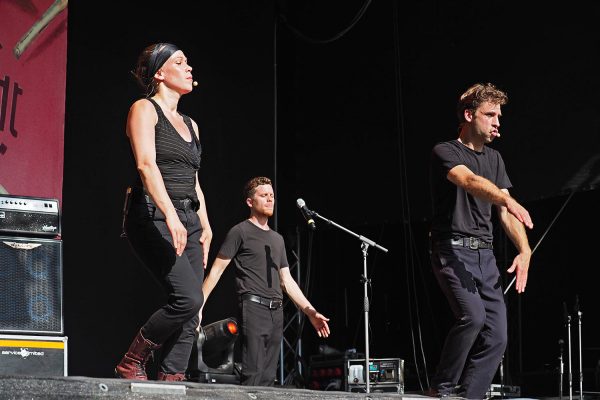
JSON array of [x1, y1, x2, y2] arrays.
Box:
[[296, 198, 316, 230]]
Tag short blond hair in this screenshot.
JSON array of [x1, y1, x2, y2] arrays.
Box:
[[457, 83, 508, 124]]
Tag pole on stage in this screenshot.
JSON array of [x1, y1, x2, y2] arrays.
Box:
[[559, 338, 564, 400], [499, 355, 505, 399], [564, 302, 573, 400], [574, 296, 583, 400]]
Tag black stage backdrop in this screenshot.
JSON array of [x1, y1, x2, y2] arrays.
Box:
[[275, 0, 600, 395], [62, 0, 600, 395]]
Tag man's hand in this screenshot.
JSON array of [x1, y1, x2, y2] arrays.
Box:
[[305, 307, 331, 338], [506, 197, 533, 229], [507, 251, 531, 293]]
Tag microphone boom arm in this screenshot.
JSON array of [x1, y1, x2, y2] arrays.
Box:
[[311, 211, 388, 253]]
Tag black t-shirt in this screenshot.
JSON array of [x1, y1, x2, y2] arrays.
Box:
[[218, 219, 289, 300], [430, 139, 512, 242]]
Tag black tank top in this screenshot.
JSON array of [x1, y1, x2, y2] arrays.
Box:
[[134, 98, 202, 201]]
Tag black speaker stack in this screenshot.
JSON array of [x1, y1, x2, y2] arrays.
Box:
[[0, 194, 67, 377]]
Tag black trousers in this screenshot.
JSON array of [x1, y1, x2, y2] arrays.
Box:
[[430, 244, 507, 399], [239, 297, 283, 386], [125, 197, 204, 375]]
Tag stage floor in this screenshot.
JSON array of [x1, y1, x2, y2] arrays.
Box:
[[4, 375, 599, 399], [0, 375, 430, 400]]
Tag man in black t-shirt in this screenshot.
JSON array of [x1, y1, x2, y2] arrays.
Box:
[[201, 177, 330, 386], [427, 83, 533, 399]]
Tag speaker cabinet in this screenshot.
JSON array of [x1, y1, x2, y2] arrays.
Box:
[[0, 236, 63, 334]]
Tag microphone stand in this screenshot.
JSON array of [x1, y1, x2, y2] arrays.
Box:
[[310, 209, 388, 393], [559, 339, 564, 400], [574, 297, 583, 400], [568, 314, 573, 400], [499, 355, 505, 399]]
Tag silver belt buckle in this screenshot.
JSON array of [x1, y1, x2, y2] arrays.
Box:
[[269, 300, 280, 309], [468, 237, 478, 250]]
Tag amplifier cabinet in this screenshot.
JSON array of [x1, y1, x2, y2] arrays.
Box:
[[0, 236, 63, 334], [0, 334, 67, 376], [0, 195, 60, 237]]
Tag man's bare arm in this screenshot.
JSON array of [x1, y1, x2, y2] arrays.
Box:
[[498, 189, 532, 293], [447, 165, 533, 229]]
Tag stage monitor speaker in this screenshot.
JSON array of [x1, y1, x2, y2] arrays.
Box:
[[0, 236, 63, 334]]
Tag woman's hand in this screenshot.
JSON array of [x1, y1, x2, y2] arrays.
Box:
[[166, 213, 187, 256]]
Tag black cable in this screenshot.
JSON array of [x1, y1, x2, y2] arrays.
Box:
[[278, 1, 372, 44], [391, 0, 429, 391], [273, 14, 279, 231], [366, 224, 386, 357], [279, 227, 315, 387], [409, 229, 431, 388], [304, 228, 315, 298], [292, 228, 314, 373]]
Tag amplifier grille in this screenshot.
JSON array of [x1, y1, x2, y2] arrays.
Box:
[[0, 237, 63, 334]]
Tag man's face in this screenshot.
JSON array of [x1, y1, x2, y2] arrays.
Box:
[[469, 101, 502, 143], [249, 184, 274, 217]]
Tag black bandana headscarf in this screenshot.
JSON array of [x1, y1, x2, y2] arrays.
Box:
[[141, 43, 180, 96]]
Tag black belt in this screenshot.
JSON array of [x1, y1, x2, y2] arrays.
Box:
[[130, 187, 198, 211], [440, 237, 493, 250], [241, 294, 282, 310], [160, 196, 196, 211]]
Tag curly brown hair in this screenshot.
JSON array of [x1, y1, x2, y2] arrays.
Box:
[[457, 83, 508, 124], [243, 177, 272, 199]]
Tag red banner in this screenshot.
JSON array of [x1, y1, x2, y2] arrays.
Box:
[[0, 0, 68, 204]]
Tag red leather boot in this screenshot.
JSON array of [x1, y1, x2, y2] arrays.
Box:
[[157, 372, 186, 381], [115, 330, 161, 380]]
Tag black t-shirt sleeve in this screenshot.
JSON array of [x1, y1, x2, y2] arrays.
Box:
[[432, 142, 463, 175], [218, 225, 242, 259], [278, 241, 289, 269], [495, 152, 512, 190]]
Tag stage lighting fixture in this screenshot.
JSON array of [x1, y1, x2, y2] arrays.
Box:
[[187, 317, 240, 384]]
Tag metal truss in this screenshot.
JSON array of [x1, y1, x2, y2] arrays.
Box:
[[278, 227, 305, 387]]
